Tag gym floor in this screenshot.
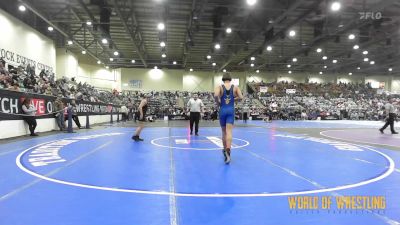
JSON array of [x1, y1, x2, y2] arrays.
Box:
[[1, 120, 399, 225]]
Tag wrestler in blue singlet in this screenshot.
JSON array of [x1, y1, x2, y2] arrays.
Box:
[[219, 84, 235, 127]]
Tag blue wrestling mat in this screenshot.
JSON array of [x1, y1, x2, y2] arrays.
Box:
[[0, 125, 399, 225]]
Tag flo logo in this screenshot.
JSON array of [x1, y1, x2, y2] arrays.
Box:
[[359, 12, 382, 20]]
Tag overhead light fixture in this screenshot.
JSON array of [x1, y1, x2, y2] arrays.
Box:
[[331, 1, 341, 11], [256, 70, 260, 73], [190, 68, 193, 72], [106, 66, 109, 69], [388, 68, 393, 72], [157, 23, 165, 30], [250, 63, 255, 67], [288, 71, 292, 74], [226, 27, 232, 34], [131, 59, 136, 63], [86, 21, 92, 26], [289, 30, 296, 37], [316, 48, 322, 53], [357, 67, 361, 70], [160, 42, 166, 47], [363, 50, 368, 55], [324, 66, 327, 69], [363, 58, 369, 62], [110, 58, 114, 61], [266, 46, 272, 51], [19, 5, 26, 11], [207, 55, 212, 59], [173, 61, 177, 65], [246, 0, 257, 6], [223, 69, 227, 72], [319, 71, 323, 75], [97, 60, 101, 64], [67, 40, 73, 45], [250, 57, 255, 61], [353, 45, 359, 49], [348, 72, 352, 75], [348, 34, 355, 40], [214, 43, 221, 49], [287, 65, 291, 68], [338, 24, 344, 28], [370, 61, 375, 65], [81, 50, 86, 54], [332, 59, 338, 63], [48, 26, 54, 31], [154, 66, 158, 69], [292, 58, 297, 62], [322, 56, 328, 60], [101, 38, 108, 44], [113, 51, 119, 56], [212, 62, 217, 66], [162, 53, 167, 58]]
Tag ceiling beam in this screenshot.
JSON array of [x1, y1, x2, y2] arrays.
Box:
[[18, 0, 102, 63]]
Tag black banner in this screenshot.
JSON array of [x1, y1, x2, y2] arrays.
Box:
[[0, 89, 119, 120]]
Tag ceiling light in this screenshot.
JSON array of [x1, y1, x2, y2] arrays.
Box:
[[353, 45, 359, 49], [173, 61, 177, 65], [48, 26, 54, 31], [266, 46, 272, 51], [324, 66, 327, 69], [157, 23, 165, 30], [113, 51, 119, 56], [214, 43, 221, 49], [363, 58, 369, 62], [162, 53, 167, 58], [338, 24, 344, 28], [370, 61, 375, 65], [289, 30, 296, 37], [348, 34, 355, 40], [67, 40, 73, 45], [250, 63, 255, 67], [250, 57, 255, 61], [288, 71, 292, 74], [18, 5, 26, 11], [331, 1, 341, 11], [363, 50, 368, 55], [223, 69, 227, 72], [226, 27, 232, 34], [316, 48, 322, 53], [154, 66, 158, 69], [207, 55, 212, 59], [190, 68, 193, 72], [86, 21, 92, 26], [131, 59, 136, 63], [160, 42, 166, 47], [388, 68, 393, 72], [110, 58, 114, 61], [319, 71, 323, 75], [348, 72, 352, 75], [287, 65, 291, 68], [256, 70, 260, 73], [106, 66, 109, 69], [357, 67, 361, 70], [81, 50, 86, 54], [292, 58, 297, 62], [97, 60, 101, 64], [332, 59, 337, 63], [101, 38, 108, 44], [322, 56, 328, 60], [212, 62, 216, 66], [246, 0, 257, 6]]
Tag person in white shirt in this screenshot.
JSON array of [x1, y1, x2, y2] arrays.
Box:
[[187, 93, 204, 135], [379, 98, 398, 134], [21, 98, 38, 136]]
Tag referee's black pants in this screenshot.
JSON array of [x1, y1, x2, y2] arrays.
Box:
[[189, 112, 200, 134], [381, 113, 397, 133]]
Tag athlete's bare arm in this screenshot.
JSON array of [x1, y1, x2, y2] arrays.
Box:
[[234, 86, 243, 102], [214, 86, 222, 107]]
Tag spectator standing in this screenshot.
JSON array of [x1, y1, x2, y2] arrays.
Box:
[[21, 98, 38, 136]]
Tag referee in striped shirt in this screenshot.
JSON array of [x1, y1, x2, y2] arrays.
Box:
[[187, 94, 204, 136]]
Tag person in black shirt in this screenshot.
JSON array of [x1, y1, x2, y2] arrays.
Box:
[[132, 94, 149, 141]]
